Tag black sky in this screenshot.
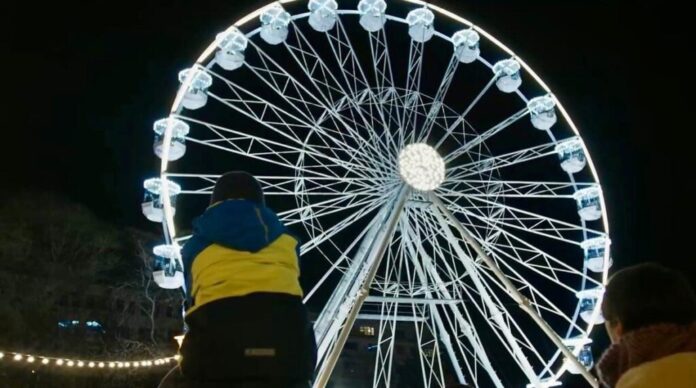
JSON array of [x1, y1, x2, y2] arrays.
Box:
[[5, 0, 693, 278], [2, 1, 694, 387]]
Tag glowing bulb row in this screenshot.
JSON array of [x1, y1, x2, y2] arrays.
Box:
[[0, 350, 180, 370]]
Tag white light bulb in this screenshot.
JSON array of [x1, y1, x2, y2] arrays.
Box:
[[56, 359, 64, 366], [14, 354, 22, 361], [67, 361, 74, 367], [88, 362, 95, 368], [27, 356, 35, 363], [42, 358, 49, 365], [398, 143, 446, 191], [108, 362, 115, 368], [77, 361, 84, 368], [98, 362, 105, 368]]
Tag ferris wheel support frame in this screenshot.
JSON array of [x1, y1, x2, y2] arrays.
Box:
[[429, 194, 599, 388], [314, 186, 410, 388]]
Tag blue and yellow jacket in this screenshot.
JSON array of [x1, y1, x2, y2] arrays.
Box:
[[181, 199, 303, 315]]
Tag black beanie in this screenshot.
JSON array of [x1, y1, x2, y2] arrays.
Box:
[[210, 171, 265, 206]]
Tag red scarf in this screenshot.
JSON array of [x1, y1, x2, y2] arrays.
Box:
[[596, 323, 696, 387]]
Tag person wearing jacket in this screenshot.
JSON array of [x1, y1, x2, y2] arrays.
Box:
[[596, 263, 696, 388], [173, 171, 316, 387]]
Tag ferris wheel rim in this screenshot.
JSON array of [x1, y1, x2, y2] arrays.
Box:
[[152, 1, 612, 386]]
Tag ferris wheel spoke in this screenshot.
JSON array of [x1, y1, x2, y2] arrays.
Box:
[[401, 40, 427, 146], [259, 175, 385, 196], [288, 191, 386, 229], [303, 207, 389, 304], [448, 201, 583, 248], [440, 179, 597, 199], [468, 275, 550, 365], [295, 191, 393, 256], [367, 25, 406, 149], [483, 232, 600, 295], [202, 80, 365, 172], [176, 115, 377, 179], [433, 113, 466, 150], [453, 270, 551, 378], [368, 26, 397, 105], [371, 299, 399, 387], [183, 136, 341, 180], [285, 28, 347, 104], [408, 211, 473, 290], [431, 111, 469, 148], [327, 19, 399, 153], [468, 255, 587, 379], [442, 179, 597, 199], [474, 252, 589, 333], [434, 195, 603, 288], [325, 18, 370, 96], [211, 63, 321, 126], [432, 75, 495, 149], [447, 139, 572, 180], [439, 192, 601, 245], [330, 18, 402, 155], [282, 25, 398, 161], [279, 185, 391, 228], [168, 173, 387, 197], [242, 41, 393, 174], [455, 193, 605, 244], [205, 68, 387, 177], [417, 55, 460, 143], [244, 41, 336, 123], [445, 107, 530, 163]]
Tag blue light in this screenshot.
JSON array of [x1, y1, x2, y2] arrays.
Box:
[[58, 320, 80, 328]]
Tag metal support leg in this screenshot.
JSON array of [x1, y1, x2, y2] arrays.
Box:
[[314, 186, 410, 387], [429, 194, 599, 388]]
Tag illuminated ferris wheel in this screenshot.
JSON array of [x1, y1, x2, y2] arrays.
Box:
[[142, 1, 612, 387]]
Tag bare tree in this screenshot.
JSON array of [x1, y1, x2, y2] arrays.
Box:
[[0, 192, 182, 387]]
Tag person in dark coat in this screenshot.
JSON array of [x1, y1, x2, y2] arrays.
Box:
[[160, 171, 316, 388]]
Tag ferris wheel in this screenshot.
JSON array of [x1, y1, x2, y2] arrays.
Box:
[[141, 1, 612, 387]]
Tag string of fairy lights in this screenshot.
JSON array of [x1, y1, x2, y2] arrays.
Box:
[[0, 350, 179, 370]]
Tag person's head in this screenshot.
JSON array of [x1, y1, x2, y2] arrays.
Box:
[[210, 171, 264, 206], [601, 263, 696, 343]]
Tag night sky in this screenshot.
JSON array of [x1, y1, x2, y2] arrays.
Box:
[[5, 0, 693, 275], [3, 0, 694, 385]]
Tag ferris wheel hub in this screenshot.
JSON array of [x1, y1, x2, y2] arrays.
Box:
[[398, 143, 445, 192]]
